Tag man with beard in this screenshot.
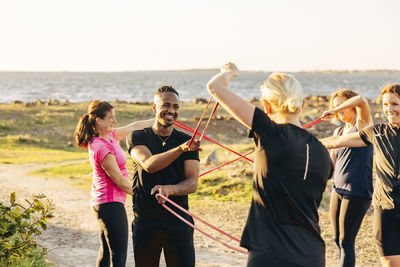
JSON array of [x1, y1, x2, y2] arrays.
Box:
[[126, 85, 201, 267]]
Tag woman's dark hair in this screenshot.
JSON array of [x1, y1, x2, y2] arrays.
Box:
[[74, 100, 113, 149]]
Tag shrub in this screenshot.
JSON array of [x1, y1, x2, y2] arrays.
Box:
[[0, 192, 54, 264]]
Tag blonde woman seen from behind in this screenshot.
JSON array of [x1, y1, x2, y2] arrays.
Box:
[[207, 63, 333, 267]]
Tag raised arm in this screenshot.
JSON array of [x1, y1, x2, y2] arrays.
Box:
[[130, 140, 201, 174], [207, 63, 255, 129], [323, 95, 373, 130], [101, 153, 132, 195], [321, 131, 367, 149], [114, 118, 155, 141], [151, 159, 199, 203]]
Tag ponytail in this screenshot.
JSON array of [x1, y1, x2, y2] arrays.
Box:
[[75, 100, 113, 149], [74, 114, 95, 149]]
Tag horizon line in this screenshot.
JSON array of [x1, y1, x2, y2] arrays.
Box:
[[1, 68, 400, 73]]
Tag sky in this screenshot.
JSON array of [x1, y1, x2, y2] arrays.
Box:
[[0, 0, 399, 72]]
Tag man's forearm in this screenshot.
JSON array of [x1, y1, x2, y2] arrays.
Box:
[[169, 177, 198, 196], [143, 146, 183, 173]]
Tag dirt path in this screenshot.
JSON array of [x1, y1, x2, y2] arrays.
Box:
[[0, 163, 381, 266]]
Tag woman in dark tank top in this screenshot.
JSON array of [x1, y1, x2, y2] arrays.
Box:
[[323, 89, 373, 267]]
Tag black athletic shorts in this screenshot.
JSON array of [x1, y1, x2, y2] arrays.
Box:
[[247, 249, 315, 267], [373, 207, 400, 256], [132, 215, 195, 267]]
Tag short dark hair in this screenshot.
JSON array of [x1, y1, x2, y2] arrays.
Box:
[[155, 85, 179, 98]]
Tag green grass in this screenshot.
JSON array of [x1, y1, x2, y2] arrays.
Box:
[[29, 161, 92, 188], [192, 172, 253, 202], [0, 135, 87, 164]]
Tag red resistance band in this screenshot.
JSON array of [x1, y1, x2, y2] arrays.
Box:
[[174, 120, 254, 163], [157, 193, 248, 255], [197, 115, 326, 177], [187, 96, 213, 147], [176, 115, 327, 178], [302, 115, 327, 129], [159, 112, 327, 254]]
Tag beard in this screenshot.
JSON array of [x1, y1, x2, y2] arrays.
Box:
[[157, 114, 176, 127]]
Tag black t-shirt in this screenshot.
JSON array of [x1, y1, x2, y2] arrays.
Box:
[[360, 124, 400, 210], [127, 127, 199, 218], [240, 108, 333, 266]]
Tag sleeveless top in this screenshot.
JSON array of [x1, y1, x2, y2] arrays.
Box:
[[333, 124, 373, 199]]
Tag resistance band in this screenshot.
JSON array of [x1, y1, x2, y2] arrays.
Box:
[[158, 193, 248, 255], [159, 109, 328, 254], [302, 115, 327, 129], [199, 150, 254, 177], [199, 102, 219, 142], [187, 96, 213, 147], [174, 121, 254, 163], [180, 115, 327, 178]]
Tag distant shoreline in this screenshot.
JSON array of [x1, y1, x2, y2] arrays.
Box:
[[0, 69, 399, 74], [1, 94, 380, 106]]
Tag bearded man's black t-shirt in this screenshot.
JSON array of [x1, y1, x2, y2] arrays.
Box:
[[127, 127, 199, 218], [240, 108, 333, 266]]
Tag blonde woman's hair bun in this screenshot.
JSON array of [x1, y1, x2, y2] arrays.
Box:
[[260, 72, 303, 114]]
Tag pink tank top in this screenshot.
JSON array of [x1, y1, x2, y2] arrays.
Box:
[[88, 130, 129, 206]]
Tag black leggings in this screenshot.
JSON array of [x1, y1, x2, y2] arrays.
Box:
[[330, 192, 371, 267], [93, 202, 128, 267]]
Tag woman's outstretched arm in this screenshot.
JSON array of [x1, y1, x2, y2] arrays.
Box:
[[114, 118, 154, 141], [207, 62, 255, 129], [321, 132, 367, 149]]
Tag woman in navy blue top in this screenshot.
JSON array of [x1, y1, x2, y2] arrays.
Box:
[[207, 63, 333, 267], [323, 90, 373, 267]]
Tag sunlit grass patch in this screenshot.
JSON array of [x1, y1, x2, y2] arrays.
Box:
[[0, 135, 86, 164], [30, 161, 92, 190], [191, 168, 253, 202], [29, 152, 135, 190]]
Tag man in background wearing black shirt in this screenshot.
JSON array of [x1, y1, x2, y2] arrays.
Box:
[[126, 85, 200, 267]]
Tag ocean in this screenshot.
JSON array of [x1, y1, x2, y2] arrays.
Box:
[[1, 70, 399, 103]]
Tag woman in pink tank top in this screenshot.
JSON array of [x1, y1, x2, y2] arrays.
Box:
[[75, 100, 153, 267]]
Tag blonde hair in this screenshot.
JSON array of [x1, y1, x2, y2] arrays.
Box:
[[260, 72, 303, 114]]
